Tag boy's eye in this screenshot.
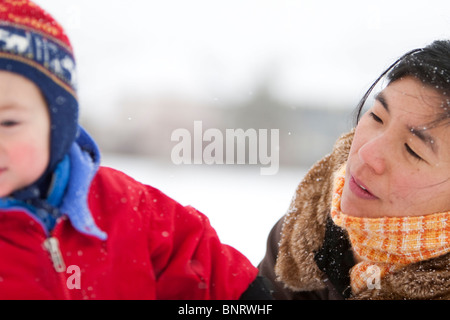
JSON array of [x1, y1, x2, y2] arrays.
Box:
[[369, 112, 383, 124], [405, 143, 423, 161], [0, 120, 19, 127]]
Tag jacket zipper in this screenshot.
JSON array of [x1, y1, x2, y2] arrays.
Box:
[[43, 237, 66, 272], [43, 236, 71, 299]]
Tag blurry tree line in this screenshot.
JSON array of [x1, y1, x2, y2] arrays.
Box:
[[82, 82, 355, 168]]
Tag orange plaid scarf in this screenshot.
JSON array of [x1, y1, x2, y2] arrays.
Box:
[[330, 165, 450, 295]]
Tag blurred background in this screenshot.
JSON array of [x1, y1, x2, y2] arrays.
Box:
[[35, 0, 450, 265]]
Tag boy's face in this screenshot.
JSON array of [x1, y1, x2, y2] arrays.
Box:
[[0, 71, 50, 197]]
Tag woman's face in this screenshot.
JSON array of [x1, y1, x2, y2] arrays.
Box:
[[341, 76, 450, 218]]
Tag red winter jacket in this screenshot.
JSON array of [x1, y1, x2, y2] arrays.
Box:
[[0, 167, 258, 299]]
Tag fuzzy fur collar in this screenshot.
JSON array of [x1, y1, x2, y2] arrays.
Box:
[[275, 130, 450, 300]]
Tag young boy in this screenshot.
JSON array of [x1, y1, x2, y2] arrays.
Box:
[[0, 0, 269, 299]]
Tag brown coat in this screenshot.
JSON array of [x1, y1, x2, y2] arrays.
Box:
[[259, 130, 450, 300]]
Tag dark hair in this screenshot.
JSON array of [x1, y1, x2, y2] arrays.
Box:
[[354, 40, 450, 127]]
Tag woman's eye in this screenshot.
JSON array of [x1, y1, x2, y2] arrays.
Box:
[[405, 143, 423, 161], [369, 112, 383, 124]]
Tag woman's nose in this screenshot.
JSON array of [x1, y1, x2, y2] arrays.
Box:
[[357, 135, 387, 175]]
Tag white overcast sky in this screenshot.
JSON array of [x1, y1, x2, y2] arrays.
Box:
[[34, 0, 450, 117]]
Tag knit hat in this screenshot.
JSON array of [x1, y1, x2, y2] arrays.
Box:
[[0, 0, 78, 183]]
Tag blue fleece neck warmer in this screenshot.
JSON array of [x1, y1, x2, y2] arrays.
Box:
[[0, 127, 107, 241]]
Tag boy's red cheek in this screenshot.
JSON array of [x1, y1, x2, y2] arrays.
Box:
[[10, 142, 49, 166]]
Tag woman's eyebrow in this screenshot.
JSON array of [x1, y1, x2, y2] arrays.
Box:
[[409, 126, 438, 154], [375, 91, 438, 154], [375, 92, 389, 113]]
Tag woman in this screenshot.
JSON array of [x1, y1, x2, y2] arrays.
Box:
[[259, 40, 450, 300]]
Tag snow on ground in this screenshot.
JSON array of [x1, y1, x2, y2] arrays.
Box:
[[101, 153, 306, 266]]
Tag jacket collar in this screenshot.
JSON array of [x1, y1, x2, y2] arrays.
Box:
[[275, 130, 354, 293], [58, 127, 107, 240]]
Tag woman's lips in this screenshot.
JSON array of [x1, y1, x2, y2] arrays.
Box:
[[349, 175, 378, 200]]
